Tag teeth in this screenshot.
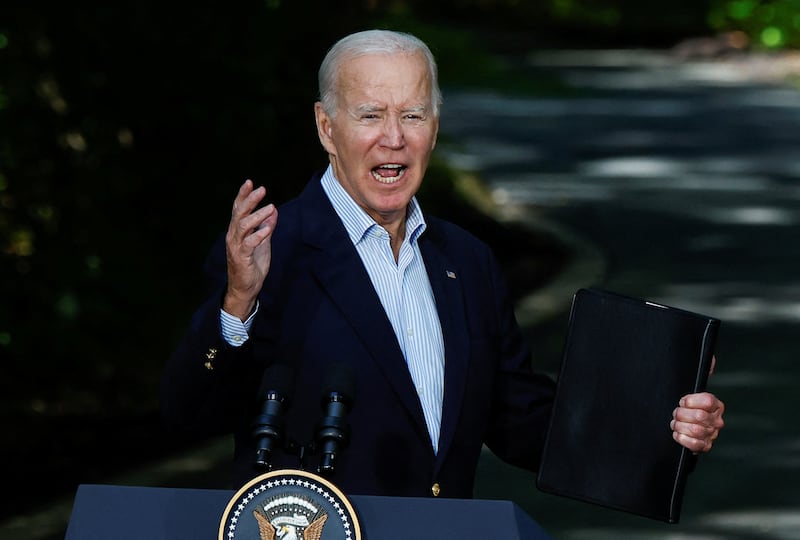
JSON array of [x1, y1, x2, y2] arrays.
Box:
[[371, 169, 405, 183], [371, 164, 406, 184]]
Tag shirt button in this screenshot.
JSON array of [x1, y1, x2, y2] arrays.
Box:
[[232, 335, 242, 342], [431, 483, 441, 497]]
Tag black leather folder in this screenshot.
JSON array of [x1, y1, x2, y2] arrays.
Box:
[[536, 288, 719, 523]]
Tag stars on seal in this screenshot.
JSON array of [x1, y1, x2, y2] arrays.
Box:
[[221, 471, 359, 539]]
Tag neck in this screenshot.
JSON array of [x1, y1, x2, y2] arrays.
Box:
[[383, 218, 406, 262]]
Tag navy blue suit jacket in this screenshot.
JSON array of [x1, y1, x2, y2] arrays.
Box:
[[161, 173, 556, 498]]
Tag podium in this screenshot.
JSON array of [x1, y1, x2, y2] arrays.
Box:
[[64, 483, 553, 539]]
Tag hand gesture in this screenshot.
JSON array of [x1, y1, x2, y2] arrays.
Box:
[[223, 180, 278, 320]]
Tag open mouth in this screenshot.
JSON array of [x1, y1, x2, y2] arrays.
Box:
[[371, 164, 407, 184]]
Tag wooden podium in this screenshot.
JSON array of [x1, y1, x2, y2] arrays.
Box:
[[64, 483, 553, 539]]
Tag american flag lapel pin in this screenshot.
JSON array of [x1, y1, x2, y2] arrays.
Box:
[[446, 270, 457, 279]]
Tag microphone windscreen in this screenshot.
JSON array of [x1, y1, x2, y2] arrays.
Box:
[[258, 363, 295, 398], [321, 362, 356, 401]]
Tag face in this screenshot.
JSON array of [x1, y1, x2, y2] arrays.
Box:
[[315, 52, 439, 232]]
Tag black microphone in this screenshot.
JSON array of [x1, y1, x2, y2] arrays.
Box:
[[315, 363, 356, 476], [252, 363, 294, 471]]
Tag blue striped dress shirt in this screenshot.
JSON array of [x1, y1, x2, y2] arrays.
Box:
[[221, 166, 446, 453]]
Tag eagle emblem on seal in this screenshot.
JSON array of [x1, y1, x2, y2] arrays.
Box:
[[218, 470, 360, 540], [252, 495, 328, 540]]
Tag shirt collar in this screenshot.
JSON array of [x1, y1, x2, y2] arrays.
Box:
[[320, 164, 427, 246]]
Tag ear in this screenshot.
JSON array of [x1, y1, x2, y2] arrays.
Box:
[[314, 102, 337, 156]]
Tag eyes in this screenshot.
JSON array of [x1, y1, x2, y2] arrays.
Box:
[[359, 111, 427, 122]]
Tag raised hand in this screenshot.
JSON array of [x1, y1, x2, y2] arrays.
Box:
[[223, 179, 278, 320]]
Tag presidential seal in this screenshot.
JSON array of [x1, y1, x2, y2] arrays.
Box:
[[218, 469, 361, 540]]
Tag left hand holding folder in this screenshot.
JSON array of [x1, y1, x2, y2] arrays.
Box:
[[672, 356, 725, 453]]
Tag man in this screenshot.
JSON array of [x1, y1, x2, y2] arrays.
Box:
[[161, 30, 724, 499]]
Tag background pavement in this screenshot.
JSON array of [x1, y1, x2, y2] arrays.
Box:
[[439, 49, 800, 539]]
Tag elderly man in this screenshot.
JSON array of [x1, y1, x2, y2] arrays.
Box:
[[161, 29, 724, 498]]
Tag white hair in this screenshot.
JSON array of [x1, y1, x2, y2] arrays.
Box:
[[318, 29, 442, 118]]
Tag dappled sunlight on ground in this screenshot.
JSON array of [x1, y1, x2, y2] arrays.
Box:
[[563, 529, 728, 539], [447, 48, 800, 540], [700, 508, 800, 539], [655, 283, 800, 325], [557, 508, 800, 540]]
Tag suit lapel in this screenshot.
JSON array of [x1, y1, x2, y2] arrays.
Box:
[[419, 225, 470, 466], [298, 180, 431, 444]]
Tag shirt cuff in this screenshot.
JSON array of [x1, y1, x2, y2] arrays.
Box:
[[220, 301, 258, 347]]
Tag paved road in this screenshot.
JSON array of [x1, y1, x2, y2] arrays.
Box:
[[439, 50, 800, 539]]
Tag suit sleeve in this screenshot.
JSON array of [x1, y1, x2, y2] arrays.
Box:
[[160, 234, 265, 436], [482, 245, 557, 472]]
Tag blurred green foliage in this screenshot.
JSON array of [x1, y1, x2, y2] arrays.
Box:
[[709, 0, 800, 48], [1, 1, 342, 416], [410, 0, 713, 46], [0, 1, 375, 514]]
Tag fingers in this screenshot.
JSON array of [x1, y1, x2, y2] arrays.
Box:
[[679, 392, 723, 412], [224, 179, 278, 319], [232, 179, 260, 219], [231, 181, 270, 236], [671, 392, 726, 454], [227, 180, 278, 245], [241, 204, 277, 249], [671, 418, 721, 453], [678, 392, 725, 412]]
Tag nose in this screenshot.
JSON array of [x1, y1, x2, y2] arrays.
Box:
[[381, 116, 405, 149]]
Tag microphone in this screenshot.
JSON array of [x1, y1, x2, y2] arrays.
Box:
[[252, 363, 294, 471], [315, 363, 356, 476]]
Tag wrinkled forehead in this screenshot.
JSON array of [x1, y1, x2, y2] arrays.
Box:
[[336, 52, 432, 104]]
